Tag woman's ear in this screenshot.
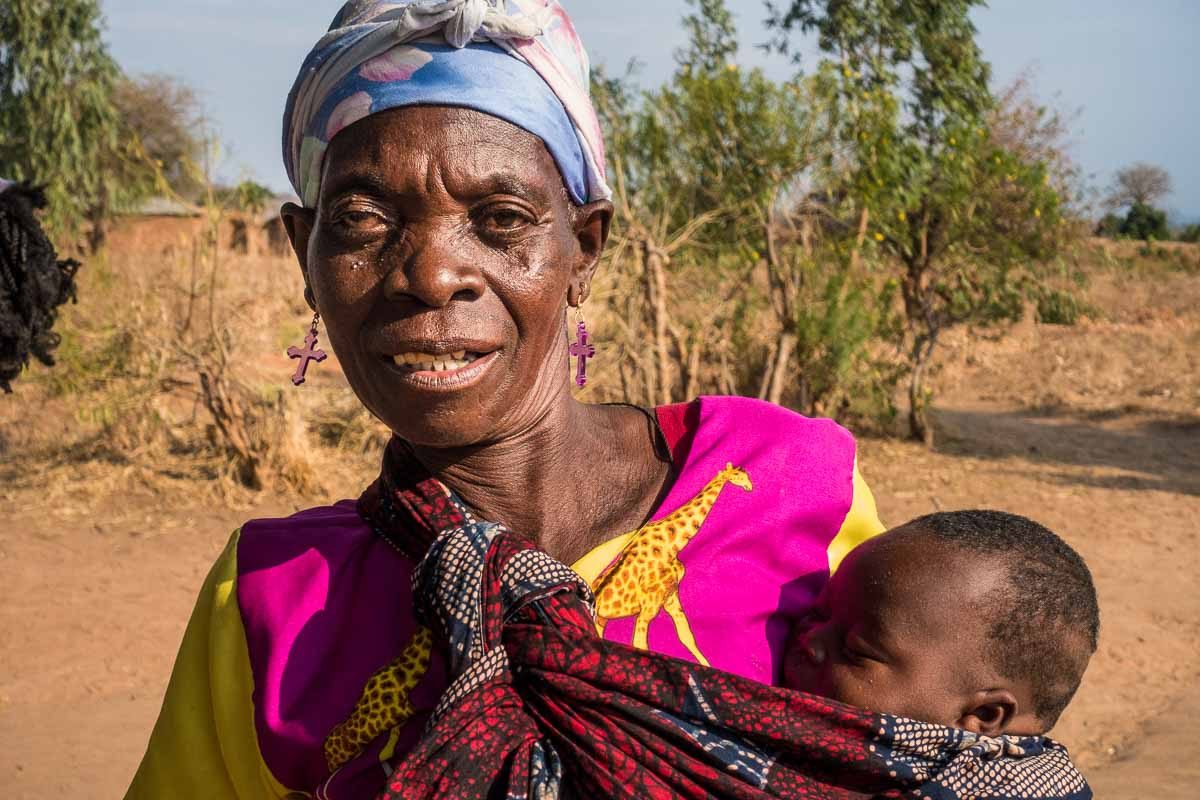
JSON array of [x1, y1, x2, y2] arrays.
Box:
[[281, 202, 317, 308], [571, 199, 613, 299], [958, 689, 1020, 736]]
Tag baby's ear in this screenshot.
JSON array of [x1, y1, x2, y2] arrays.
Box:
[[957, 689, 1020, 737]]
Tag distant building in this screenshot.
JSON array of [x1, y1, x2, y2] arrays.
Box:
[[108, 194, 299, 258], [258, 195, 299, 257]]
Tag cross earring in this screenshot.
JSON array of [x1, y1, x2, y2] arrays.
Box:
[[567, 307, 595, 388], [287, 312, 327, 386]]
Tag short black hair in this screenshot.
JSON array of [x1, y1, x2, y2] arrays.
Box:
[[904, 510, 1100, 728], [0, 182, 79, 393]]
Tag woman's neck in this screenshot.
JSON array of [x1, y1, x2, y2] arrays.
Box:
[[406, 399, 671, 564]]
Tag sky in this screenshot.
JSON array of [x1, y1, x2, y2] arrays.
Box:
[[101, 1, 1200, 221]]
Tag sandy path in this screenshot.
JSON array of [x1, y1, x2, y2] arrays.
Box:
[[0, 501, 294, 798], [1, 401, 1197, 798]]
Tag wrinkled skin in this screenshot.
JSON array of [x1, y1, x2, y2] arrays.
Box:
[[783, 525, 1044, 736], [283, 106, 670, 564]]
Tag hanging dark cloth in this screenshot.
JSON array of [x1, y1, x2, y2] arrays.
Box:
[[358, 439, 1091, 800]]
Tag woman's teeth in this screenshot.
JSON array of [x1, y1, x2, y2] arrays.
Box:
[[391, 351, 478, 372]]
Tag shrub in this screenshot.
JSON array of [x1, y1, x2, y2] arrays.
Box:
[[1094, 213, 1122, 238], [1036, 288, 1088, 326], [1119, 202, 1170, 241]]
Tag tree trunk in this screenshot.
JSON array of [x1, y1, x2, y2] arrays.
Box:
[[907, 346, 935, 447], [642, 239, 672, 406], [87, 193, 110, 254], [199, 369, 263, 489], [686, 341, 702, 400], [757, 340, 778, 400], [764, 209, 791, 323], [670, 324, 703, 402], [767, 332, 797, 407], [849, 206, 870, 271]]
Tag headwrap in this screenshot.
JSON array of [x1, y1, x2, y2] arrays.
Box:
[[283, 0, 610, 208], [353, 440, 1094, 800]]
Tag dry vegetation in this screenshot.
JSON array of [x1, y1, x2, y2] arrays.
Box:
[[1, 228, 1198, 798], [0, 218, 385, 514]]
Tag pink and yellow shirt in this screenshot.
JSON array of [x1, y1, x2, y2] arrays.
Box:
[[126, 396, 883, 799]]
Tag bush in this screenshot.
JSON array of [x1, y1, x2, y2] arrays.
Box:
[[1119, 202, 1170, 241], [1177, 223, 1200, 244], [1036, 288, 1088, 326], [1094, 213, 1122, 238]]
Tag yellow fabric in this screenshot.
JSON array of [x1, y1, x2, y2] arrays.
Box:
[[570, 530, 634, 586], [125, 530, 295, 800], [826, 460, 886, 574], [575, 461, 884, 583]]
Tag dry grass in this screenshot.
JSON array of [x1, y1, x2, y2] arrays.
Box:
[[0, 218, 387, 513], [3, 223, 1196, 518]]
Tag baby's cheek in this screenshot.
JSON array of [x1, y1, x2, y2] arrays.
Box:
[[824, 666, 876, 709]]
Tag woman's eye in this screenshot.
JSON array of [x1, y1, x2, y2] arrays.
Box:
[[339, 210, 382, 227], [329, 205, 388, 233], [481, 207, 533, 233]]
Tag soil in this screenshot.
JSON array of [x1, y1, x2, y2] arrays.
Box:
[[1, 252, 1197, 798]]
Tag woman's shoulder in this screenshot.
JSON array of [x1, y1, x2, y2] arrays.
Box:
[[657, 395, 857, 468], [240, 498, 365, 536], [213, 502, 440, 794], [235, 498, 396, 581], [238, 498, 369, 549]]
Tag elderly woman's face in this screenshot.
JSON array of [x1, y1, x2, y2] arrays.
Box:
[[285, 106, 610, 446]]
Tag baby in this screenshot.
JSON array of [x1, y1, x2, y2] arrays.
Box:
[[784, 509, 1100, 736]]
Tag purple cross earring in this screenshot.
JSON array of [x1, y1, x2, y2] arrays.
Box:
[[287, 312, 327, 386], [567, 308, 595, 388]]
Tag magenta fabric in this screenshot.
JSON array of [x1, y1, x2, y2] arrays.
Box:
[[601, 396, 857, 684], [232, 397, 859, 795], [236, 501, 449, 796]]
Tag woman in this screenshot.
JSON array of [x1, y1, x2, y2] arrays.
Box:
[[126, 2, 883, 797]]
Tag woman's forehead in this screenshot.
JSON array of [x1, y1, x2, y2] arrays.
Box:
[[321, 106, 565, 200]]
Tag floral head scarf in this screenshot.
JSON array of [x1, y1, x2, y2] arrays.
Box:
[[283, 0, 610, 208]]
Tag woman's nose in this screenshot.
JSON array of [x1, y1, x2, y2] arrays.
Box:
[[381, 222, 486, 308]]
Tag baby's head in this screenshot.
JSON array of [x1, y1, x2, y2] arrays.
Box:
[[784, 510, 1099, 736]]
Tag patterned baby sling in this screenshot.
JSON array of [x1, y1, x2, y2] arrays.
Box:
[[360, 439, 1092, 800]]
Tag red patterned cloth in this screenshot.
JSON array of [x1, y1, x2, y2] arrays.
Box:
[[361, 439, 1091, 800]]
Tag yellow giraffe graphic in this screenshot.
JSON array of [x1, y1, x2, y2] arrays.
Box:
[[323, 626, 433, 772], [592, 463, 753, 666]]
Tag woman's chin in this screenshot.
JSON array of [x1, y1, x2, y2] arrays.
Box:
[[363, 387, 504, 451]]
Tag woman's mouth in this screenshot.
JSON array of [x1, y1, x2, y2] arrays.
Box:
[[382, 349, 499, 389], [390, 350, 481, 373]]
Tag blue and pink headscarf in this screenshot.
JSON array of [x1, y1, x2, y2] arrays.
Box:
[[283, 0, 610, 208]]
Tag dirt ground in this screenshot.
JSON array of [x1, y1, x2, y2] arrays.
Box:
[[1, 252, 1198, 797]]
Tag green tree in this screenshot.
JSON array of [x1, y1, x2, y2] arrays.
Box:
[[770, 0, 1067, 444], [0, 0, 123, 239], [113, 73, 205, 201], [88, 74, 205, 251], [594, 0, 894, 420], [1095, 213, 1122, 238], [216, 180, 274, 214], [1119, 202, 1169, 242]]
